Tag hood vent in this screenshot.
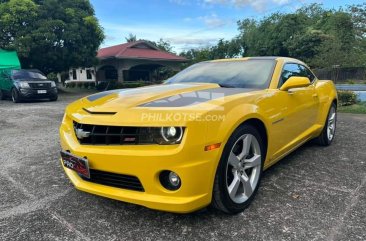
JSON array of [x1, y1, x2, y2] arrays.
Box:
[[83, 108, 116, 115]]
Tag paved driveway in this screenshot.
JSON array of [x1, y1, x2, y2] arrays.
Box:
[[0, 93, 365, 241]]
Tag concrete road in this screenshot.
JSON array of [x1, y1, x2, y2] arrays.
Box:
[[0, 93, 365, 241]]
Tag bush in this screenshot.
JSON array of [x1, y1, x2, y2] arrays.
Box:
[[96, 81, 156, 91], [96, 81, 110, 91], [47, 72, 58, 82], [117, 81, 152, 89], [337, 90, 358, 106]]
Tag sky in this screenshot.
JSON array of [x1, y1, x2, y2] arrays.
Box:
[[89, 0, 364, 53]]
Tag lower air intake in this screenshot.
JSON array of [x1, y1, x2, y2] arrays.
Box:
[[81, 169, 144, 192]]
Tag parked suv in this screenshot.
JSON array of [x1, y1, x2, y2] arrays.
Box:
[[0, 69, 58, 103]]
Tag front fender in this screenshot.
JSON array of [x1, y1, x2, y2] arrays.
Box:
[[315, 80, 338, 126], [203, 102, 271, 189]]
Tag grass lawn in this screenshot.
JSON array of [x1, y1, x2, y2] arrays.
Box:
[[338, 102, 366, 114]]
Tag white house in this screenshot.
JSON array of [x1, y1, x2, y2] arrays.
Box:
[[58, 40, 187, 85], [58, 67, 96, 85]]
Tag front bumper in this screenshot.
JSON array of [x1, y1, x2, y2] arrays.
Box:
[[60, 115, 222, 213], [19, 88, 57, 99]]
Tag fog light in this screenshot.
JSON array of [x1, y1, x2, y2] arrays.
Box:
[[159, 170, 181, 191], [169, 172, 180, 187]]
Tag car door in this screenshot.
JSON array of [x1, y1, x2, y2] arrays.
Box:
[[267, 63, 319, 162]]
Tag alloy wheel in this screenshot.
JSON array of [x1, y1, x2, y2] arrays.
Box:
[[11, 90, 16, 103], [226, 134, 261, 204], [327, 106, 336, 141]]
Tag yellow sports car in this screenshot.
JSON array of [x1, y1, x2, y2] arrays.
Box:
[[60, 57, 337, 214]]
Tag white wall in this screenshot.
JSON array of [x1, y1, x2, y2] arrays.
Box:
[[61, 67, 96, 83]]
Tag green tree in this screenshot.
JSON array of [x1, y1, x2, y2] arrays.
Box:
[[154, 38, 174, 53], [348, 3, 366, 39], [0, 0, 104, 74], [285, 30, 327, 65], [179, 3, 364, 68], [236, 4, 361, 68], [180, 38, 242, 67], [0, 0, 38, 56], [348, 3, 366, 66], [210, 38, 242, 59], [125, 33, 137, 42]]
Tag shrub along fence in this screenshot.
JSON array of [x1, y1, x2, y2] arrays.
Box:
[[337, 90, 358, 106]]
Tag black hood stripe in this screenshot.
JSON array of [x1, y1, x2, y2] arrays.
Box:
[[86, 84, 200, 102], [87, 90, 120, 101], [140, 88, 256, 107]]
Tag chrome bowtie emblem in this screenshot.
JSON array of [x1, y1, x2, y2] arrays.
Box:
[[75, 128, 91, 139]]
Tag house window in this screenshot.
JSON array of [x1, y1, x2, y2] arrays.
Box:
[[86, 69, 92, 80], [72, 69, 77, 80]]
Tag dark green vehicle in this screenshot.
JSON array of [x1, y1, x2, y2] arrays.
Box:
[[0, 50, 58, 102]]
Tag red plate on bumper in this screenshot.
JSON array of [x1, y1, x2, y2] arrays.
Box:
[[60, 151, 90, 179]]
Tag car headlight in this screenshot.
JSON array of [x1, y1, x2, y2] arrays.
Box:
[[19, 82, 30, 88], [51, 81, 56, 87], [153, 127, 184, 144]]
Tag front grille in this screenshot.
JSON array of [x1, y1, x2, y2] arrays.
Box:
[[29, 82, 51, 89], [73, 121, 154, 145], [81, 169, 144, 192]]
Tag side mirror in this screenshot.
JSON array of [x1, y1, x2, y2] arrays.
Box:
[[280, 76, 311, 91]]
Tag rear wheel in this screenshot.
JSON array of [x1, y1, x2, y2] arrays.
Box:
[[11, 88, 21, 103], [50, 95, 58, 101], [212, 124, 264, 214], [315, 103, 337, 146]]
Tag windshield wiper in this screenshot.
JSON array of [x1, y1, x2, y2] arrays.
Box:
[[217, 83, 236, 88]]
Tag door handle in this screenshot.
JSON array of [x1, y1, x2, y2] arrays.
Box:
[[312, 93, 318, 98]]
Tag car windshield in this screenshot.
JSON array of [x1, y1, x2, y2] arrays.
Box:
[[166, 59, 276, 89], [12, 70, 47, 80]]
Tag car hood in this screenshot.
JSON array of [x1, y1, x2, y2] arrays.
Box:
[[80, 83, 257, 113], [16, 79, 52, 83]]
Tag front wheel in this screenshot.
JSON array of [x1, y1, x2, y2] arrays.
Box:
[[11, 88, 21, 103], [0, 89, 5, 100], [315, 103, 337, 146], [212, 124, 264, 214], [50, 95, 58, 101]]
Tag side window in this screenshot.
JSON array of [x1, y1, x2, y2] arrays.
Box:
[[302, 66, 316, 82], [279, 63, 312, 88]]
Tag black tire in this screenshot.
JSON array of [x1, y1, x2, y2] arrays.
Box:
[[11, 88, 21, 103], [211, 124, 265, 214], [0, 89, 5, 100], [315, 102, 337, 146], [50, 95, 58, 101]]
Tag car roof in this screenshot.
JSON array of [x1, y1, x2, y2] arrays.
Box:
[[210, 56, 307, 65]]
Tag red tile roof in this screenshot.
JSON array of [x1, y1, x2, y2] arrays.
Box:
[[97, 41, 186, 61]]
